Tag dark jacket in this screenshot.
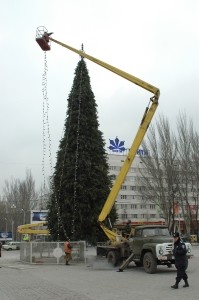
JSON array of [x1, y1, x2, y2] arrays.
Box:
[[173, 238, 188, 267]]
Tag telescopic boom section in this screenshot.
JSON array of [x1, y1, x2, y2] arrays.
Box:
[[49, 37, 159, 97], [39, 33, 160, 240]]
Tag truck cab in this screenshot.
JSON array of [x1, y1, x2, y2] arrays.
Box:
[[127, 225, 192, 273]]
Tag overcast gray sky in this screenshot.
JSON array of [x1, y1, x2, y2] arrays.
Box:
[[1, 0, 199, 195]]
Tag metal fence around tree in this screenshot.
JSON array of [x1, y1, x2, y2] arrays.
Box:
[[20, 241, 86, 264]]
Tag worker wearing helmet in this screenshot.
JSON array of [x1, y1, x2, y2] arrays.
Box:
[[123, 220, 132, 238]]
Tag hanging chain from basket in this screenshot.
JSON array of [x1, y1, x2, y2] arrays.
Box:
[[42, 52, 53, 206]]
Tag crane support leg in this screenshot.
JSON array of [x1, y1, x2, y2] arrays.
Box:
[[118, 252, 135, 272]]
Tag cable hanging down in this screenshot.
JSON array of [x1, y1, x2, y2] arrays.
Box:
[[42, 52, 53, 205]]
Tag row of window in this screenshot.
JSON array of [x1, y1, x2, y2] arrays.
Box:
[[119, 193, 198, 202], [118, 213, 193, 220], [109, 174, 147, 183], [109, 170, 199, 189], [116, 203, 156, 210], [109, 166, 145, 173], [121, 185, 146, 191], [120, 214, 160, 219], [120, 195, 146, 200]]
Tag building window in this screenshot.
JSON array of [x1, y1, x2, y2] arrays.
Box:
[[131, 214, 137, 218], [121, 195, 127, 199], [130, 186, 136, 191], [130, 204, 137, 209], [150, 214, 156, 218], [121, 214, 128, 219], [140, 214, 148, 218], [109, 166, 117, 170], [121, 204, 127, 209], [109, 174, 116, 180], [140, 204, 146, 209], [149, 204, 156, 209], [121, 185, 127, 190]]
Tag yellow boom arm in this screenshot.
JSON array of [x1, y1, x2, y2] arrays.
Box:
[[49, 37, 160, 241], [17, 222, 49, 235], [50, 38, 159, 96]]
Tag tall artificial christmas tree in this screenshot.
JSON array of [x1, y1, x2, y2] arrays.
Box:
[[47, 57, 116, 244]]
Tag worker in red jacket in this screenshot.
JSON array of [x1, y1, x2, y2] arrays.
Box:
[[64, 241, 72, 265]]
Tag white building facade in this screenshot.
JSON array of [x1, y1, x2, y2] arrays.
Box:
[[107, 152, 164, 226]]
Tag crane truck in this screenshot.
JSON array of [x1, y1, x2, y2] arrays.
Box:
[[36, 27, 192, 273]]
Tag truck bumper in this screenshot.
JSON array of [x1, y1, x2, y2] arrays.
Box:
[[158, 254, 174, 261]]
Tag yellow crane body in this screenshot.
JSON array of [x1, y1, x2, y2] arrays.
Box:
[[36, 30, 160, 243]]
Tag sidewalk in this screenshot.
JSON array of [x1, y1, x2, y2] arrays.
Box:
[[0, 247, 199, 300]]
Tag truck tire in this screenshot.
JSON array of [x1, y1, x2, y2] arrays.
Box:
[[143, 252, 157, 274], [107, 251, 118, 266]]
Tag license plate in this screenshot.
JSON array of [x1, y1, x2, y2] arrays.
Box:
[[159, 255, 167, 260]]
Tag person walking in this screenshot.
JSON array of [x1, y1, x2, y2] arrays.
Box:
[[171, 232, 189, 289], [64, 240, 72, 265]]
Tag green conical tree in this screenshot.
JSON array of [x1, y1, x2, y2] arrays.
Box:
[[47, 57, 116, 244]]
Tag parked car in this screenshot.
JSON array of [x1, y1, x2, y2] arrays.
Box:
[[190, 235, 197, 243], [2, 242, 20, 251]]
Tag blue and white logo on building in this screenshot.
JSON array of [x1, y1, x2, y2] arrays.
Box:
[[108, 137, 126, 153]]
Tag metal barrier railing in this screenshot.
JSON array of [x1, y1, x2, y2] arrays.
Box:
[[20, 241, 86, 264]]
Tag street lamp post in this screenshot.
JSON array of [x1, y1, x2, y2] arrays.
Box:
[[21, 209, 25, 224], [4, 218, 8, 242], [11, 220, 14, 241], [5, 217, 8, 233], [11, 204, 16, 241]]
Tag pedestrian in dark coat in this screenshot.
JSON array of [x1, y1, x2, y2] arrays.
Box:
[[171, 232, 189, 289]]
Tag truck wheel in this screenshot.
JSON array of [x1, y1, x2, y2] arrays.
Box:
[[143, 252, 157, 274], [107, 251, 118, 266]]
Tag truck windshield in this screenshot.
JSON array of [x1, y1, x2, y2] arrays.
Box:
[[143, 228, 170, 237]]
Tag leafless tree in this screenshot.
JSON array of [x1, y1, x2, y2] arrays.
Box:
[[139, 115, 178, 231], [190, 124, 199, 237], [139, 113, 199, 235], [175, 113, 192, 235], [1, 170, 39, 239]]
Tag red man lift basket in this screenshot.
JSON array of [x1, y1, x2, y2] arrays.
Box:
[[36, 26, 52, 51]]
